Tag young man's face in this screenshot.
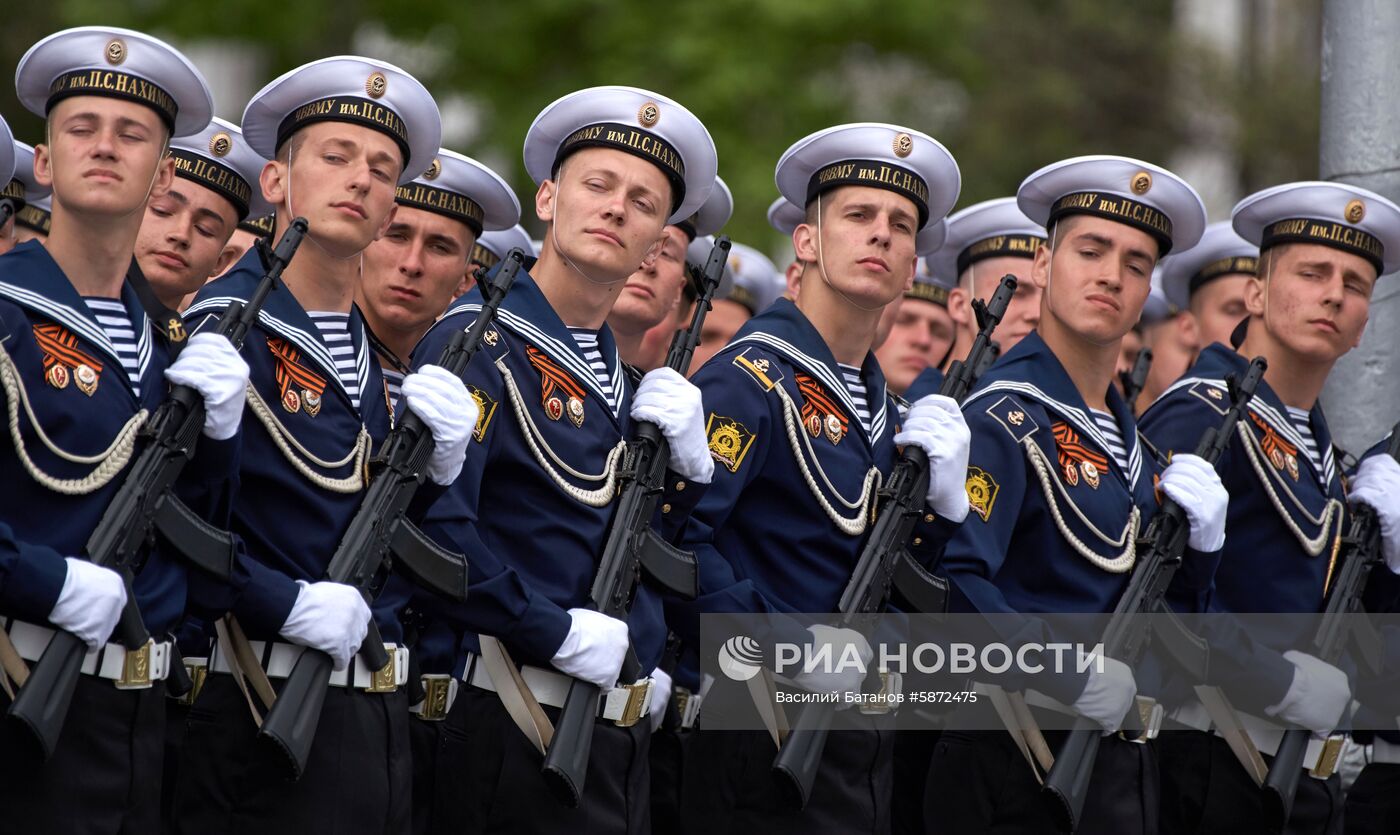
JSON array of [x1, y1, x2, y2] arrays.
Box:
[[949, 255, 1043, 351], [217, 228, 262, 277], [359, 204, 474, 335], [691, 297, 751, 373], [875, 297, 955, 394], [611, 224, 689, 332], [135, 179, 240, 302], [536, 146, 672, 282], [1033, 214, 1158, 346], [1143, 312, 1199, 400], [1249, 242, 1377, 363], [36, 97, 173, 219], [794, 185, 921, 310], [261, 122, 402, 257], [1189, 273, 1251, 348]]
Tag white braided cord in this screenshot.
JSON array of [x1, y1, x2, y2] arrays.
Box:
[[244, 382, 369, 493], [496, 357, 624, 507], [0, 342, 147, 495], [1235, 421, 1341, 557], [1023, 437, 1138, 573], [773, 383, 880, 537]]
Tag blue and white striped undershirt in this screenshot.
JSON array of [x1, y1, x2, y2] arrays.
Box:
[[1089, 408, 1131, 472], [84, 297, 140, 396], [839, 363, 872, 434], [1286, 406, 1325, 479], [568, 327, 615, 400], [308, 311, 360, 410]]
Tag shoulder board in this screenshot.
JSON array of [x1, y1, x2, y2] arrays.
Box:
[[731, 346, 785, 391], [1187, 380, 1229, 415], [984, 394, 1039, 442]]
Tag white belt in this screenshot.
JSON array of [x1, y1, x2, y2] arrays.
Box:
[[674, 686, 703, 729], [1372, 738, 1400, 764], [463, 652, 654, 725], [4, 618, 170, 688], [209, 639, 409, 692], [410, 673, 459, 721], [1168, 699, 1341, 778]]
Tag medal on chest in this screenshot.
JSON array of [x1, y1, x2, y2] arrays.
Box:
[[527, 345, 588, 428], [796, 372, 849, 445]]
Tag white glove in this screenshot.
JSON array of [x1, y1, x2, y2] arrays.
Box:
[[279, 580, 372, 672], [401, 364, 478, 486], [1159, 453, 1229, 552], [163, 332, 250, 440], [893, 394, 971, 523], [1072, 656, 1138, 734], [630, 367, 714, 484], [550, 608, 630, 691], [649, 666, 673, 732], [1349, 455, 1400, 573], [48, 558, 129, 651], [1266, 650, 1351, 737], [791, 624, 874, 700]]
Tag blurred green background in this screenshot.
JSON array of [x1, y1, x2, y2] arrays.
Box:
[[0, 0, 1322, 256]]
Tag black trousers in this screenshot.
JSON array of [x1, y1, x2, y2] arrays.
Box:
[[650, 724, 692, 835], [0, 674, 165, 835], [172, 674, 411, 835], [163, 698, 193, 834], [1345, 763, 1400, 835], [408, 715, 445, 835], [923, 729, 1158, 835], [680, 727, 894, 835], [1157, 730, 1342, 835], [432, 686, 652, 835], [892, 730, 940, 835]]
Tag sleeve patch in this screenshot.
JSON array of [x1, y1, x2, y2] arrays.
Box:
[[468, 385, 498, 442], [1187, 381, 1229, 415], [707, 412, 757, 473], [985, 394, 1039, 442], [966, 465, 1000, 521], [732, 347, 784, 391]]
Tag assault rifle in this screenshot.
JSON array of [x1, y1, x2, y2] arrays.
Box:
[[7, 219, 310, 760], [771, 274, 1020, 810], [540, 236, 732, 806], [257, 249, 524, 779], [1042, 356, 1267, 832]]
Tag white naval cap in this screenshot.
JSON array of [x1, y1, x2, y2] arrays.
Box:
[[674, 175, 732, 242], [1157, 220, 1257, 310], [9, 142, 51, 207], [1017, 155, 1206, 256], [396, 149, 520, 238], [242, 56, 442, 184], [15, 194, 52, 236], [0, 119, 16, 205], [724, 241, 784, 315], [775, 122, 959, 255], [168, 118, 270, 221], [767, 196, 804, 236], [16, 26, 213, 137], [909, 257, 957, 308], [471, 223, 535, 271], [929, 197, 1045, 284], [1231, 181, 1400, 276], [523, 85, 718, 224]]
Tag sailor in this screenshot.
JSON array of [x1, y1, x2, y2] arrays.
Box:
[[873, 249, 957, 396], [173, 55, 477, 833], [1140, 181, 1400, 835], [675, 122, 971, 834], [1159, 218, 1259, 348], [411, 85, 718, 834], [1, 139, 49, 255], [689, 237, 784, 371], [0, 26, 249, 831], [134, 118, 271, 309], [905, 196, 1046, 400], [924, 155, 1226, 835]]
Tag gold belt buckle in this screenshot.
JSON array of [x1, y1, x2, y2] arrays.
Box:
[[177, 659, 208, 706], [1118, 696, 1163, 743], [672, 687, 691, 723], [614, 679, 653, 728], [1310, 735, 1346, 779], [115, 639, 154, 690], [417, 674, 452, 720], [366, 645, 399, 693]]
